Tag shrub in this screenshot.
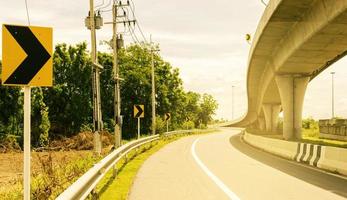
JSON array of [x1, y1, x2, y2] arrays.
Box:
[[182, 121, 195, 130]]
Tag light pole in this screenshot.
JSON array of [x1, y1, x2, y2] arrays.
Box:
[[331, 72, 335, 119], [232, 85, 235, 120]]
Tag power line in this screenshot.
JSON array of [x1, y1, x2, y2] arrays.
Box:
[[120, 6, 141, 44], [128, 0, 148, 43], [98, 0, 113, 11], [101, 0, 148, 45], [24, 0, 30, 25], [94, 0, 105, 9]]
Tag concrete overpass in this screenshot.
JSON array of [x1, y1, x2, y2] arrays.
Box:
[[232, 0, 347, 140]]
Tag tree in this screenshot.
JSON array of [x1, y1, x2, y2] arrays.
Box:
[[97, 44, 191, 138], [198, 94, 218, 126], [32, 88, 50, 147], [0, 61, 23, 140], [43, 43, 93, 137], [0, 42, 220, 144]]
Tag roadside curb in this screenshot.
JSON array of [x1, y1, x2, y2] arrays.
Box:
[[243, 131, 347, 176]]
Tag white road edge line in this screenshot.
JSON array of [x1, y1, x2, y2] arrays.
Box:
[[191, 138, 241, 200]]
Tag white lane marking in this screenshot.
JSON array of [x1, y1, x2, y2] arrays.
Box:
[[191, 138, 241, 200]]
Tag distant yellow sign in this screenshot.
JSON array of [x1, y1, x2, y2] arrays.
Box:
[[134, 105, 144, 118], [2, 24, 53, 86], [165, 113, 171, 121]]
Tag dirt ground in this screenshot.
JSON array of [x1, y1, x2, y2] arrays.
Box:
[[0, 131, 114, 190], [0, 149, 108, 188]]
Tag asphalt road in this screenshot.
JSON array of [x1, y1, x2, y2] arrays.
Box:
[[129, 128, 347, 200]]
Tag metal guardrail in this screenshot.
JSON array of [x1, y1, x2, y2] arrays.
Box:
[[56, 129, 205, 200]]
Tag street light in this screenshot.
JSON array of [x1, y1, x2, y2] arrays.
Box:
[[331, 72, 335, 119]]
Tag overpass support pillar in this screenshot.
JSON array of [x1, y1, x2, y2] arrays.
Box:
[[275, 75, 309, 140], [262, 104, 281, 133], [272, 104, 281, 132], [257, 117, 265, 131]]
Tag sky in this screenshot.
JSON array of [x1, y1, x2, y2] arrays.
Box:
[[0, 0, 346, 121]]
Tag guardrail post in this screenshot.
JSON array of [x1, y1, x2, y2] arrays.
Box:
[[113, 166, 118, 178], [124, 154, 128, 163], [91, 188, 98, 200]]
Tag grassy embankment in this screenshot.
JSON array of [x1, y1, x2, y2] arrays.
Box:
[[0, 151, 103, 200], [245, 126, 347, 148], [301, 128, 347, 148]]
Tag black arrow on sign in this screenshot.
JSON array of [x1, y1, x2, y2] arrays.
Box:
[[135, 105, 144, 118], [4, 25, 51, 85], [165, 113, 171, 121]]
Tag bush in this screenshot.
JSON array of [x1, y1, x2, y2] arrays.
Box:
[[182, 121, 195, 130], [155, 117, 166, 134], [79, 123, 93, 132], [302, 117, 318, 130], [0, 134, 21, 152]]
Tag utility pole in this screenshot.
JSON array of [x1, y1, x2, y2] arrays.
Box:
[[87, 0, 103, 154], [104, 1, 135, 147], [150, 35, 160, 135], [112, 3, 122, 148], [331, 72, 335, 119]]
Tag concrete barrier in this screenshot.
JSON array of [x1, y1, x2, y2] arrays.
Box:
[[243, 132, 297, 160], [318, 146, 347, 176], [243, 131, 347, 176]]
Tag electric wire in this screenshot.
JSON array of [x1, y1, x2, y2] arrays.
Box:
[[100, 0, 147, 45], [94, 0, 105, 9], [98, 0, 113, 11], [121, 6, 141, 44], [128, 0, 148, 43], [24, 0, 31, 25]]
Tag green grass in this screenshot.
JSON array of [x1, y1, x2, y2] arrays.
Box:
[[302, 128, 347, 148], [246, 127, 347, 148], [96, 131, 215, 200]]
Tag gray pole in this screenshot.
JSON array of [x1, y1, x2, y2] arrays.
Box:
[[113, 4, 122, 148], [138, 118, 140, 139], [90, 0, 102, 154], [151, 35, 156, 135], [232, 85, 235, 120], [331, 72, 335, 119]]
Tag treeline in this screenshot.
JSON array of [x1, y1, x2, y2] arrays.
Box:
[[0, 43, 218, 148]]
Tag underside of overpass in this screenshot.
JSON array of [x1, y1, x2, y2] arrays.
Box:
[[231, 0, 347, 140]]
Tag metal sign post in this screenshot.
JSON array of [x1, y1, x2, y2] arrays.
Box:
[[166, 120, 169, 133], [23, 86, 31, 200], [2, 24, 53, 200], [134, 105, 144, 139], [165, 113, 171, 133], [138, 118, 141, 139]]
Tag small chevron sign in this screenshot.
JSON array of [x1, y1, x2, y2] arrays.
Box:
[[2, 24, 53, 86], [165, 113, 171, 121], [134, 105, 144, 118]]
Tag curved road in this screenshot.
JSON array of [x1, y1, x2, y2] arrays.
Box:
[[129, 128, 347, 200]]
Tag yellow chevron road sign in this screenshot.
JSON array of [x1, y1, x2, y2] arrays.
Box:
[[134, 105, 144, 118], [2, 24, 53, 86], [165, 113, 171, 121]]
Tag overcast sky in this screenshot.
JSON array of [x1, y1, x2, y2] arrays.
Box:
[[1, 0, 346, 120]]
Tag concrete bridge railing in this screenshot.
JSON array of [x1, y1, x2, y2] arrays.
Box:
[[319, 119, 347, 141]]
